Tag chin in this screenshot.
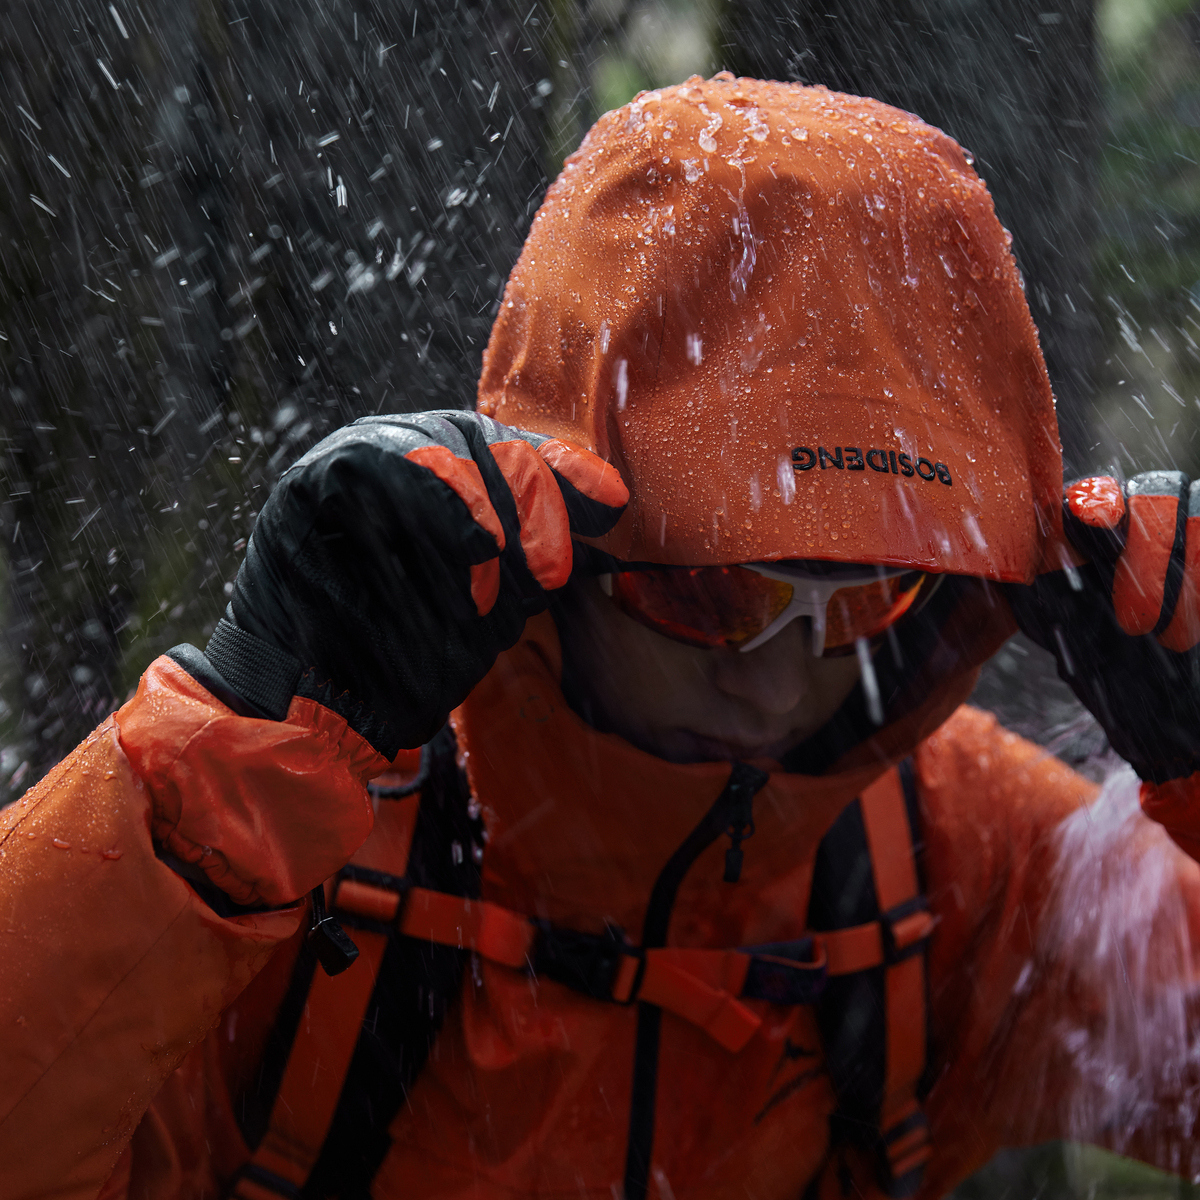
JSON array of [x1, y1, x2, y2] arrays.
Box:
[[660, 728, 801, 765]]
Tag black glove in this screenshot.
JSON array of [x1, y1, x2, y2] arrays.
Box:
[[169, 411, 628, 759], [1004, 471, 1200, 783]]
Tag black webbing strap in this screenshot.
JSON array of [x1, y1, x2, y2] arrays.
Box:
[[231, 726, 478, 1200], [203, 617, 302, 720], [807, 757, 932, 1199]]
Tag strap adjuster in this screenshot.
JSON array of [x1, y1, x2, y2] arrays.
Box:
[[307, 885, 359, 977], [530, 920, 641, 1002], [879, 896, 933, 966]]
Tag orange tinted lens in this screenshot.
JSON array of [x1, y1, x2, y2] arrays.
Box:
[[610, 566, 793, 649], [823, 574, 926, 650]]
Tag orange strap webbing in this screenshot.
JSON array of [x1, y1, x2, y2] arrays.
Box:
[[858, 768, 934, 1193], [226, 790, 423, 1200], [327, 770, 928, 1060], [332, 876, 910, 1054], [228, 918, 389, 1200], [334, 877, 778, 1052], [228, 765, 931, 1199]]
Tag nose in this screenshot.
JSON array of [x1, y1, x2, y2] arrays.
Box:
[[710, 619, 815, 715]]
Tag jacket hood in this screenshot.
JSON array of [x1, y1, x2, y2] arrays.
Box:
[[479, 75, 1062, 582]]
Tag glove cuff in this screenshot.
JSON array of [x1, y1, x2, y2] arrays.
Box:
[[166, 618, 302, 722]]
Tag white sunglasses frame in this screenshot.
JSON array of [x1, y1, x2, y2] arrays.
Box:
[[598, 561, 918, 657], [738, 563, 913, 655]]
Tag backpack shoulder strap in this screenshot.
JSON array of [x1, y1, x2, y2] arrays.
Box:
[[808, 758, 932, 1200], [228, 928, 392, 1200], [228, 725, 479, 1200]]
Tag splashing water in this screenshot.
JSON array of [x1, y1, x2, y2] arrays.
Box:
[[614, 359, 629, 411], [742, 105, 769, 143], [729, 208, 756, 302], [697, 102, 722, 154], [776, 456, 795, 506], [1035, 767, 1200, 1175], [856, 637, 883, 725]]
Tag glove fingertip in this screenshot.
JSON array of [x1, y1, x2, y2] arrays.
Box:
[[1156, 625, 1199, 653], [1064, 475, 1125, 529], [538, 439, 630, 510], [489, 439, 573, 591], [530, 544, 573, 592]]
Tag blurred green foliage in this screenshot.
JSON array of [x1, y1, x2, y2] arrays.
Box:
[[589, 0, 720, 115], [955, 1141, 1199, 1199], [1087, 0, 1200, 475]]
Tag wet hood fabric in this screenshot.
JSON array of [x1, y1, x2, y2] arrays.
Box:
[[479, 75, 1062, 582]]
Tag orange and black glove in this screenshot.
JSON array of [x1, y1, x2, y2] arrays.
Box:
[[168, 411, 628, 760], [1005, 471, 1200, 783]]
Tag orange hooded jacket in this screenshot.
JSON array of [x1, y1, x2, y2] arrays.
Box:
[[4, 75, 1200, 1200]]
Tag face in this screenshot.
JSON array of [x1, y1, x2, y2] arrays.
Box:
[[553, 575, 862, 765]]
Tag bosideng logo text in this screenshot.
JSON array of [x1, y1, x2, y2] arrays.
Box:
[[792, 445, 952, 486]]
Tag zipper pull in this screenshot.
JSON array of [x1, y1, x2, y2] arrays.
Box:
[[724, 820, 753, 882], [724, 841, 747, 883], [722, 763, 768, 883], [308, 884, 360, 976]]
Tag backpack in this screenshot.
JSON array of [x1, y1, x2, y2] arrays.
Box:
[[226, 727, 933, 1200]]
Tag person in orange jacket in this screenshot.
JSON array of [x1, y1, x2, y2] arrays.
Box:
[[5, 74, 1200, 1200]]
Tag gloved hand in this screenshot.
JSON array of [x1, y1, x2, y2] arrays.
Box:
[[169, 411, 628, 760], [1004, 471, 1200, 783]]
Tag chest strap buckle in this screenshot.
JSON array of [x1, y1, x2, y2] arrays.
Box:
[[531, 920, 639, 1001]]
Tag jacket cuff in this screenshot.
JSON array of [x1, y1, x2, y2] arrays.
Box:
[[115, 655, 388, 907], [1140, 770, 1200, 863]]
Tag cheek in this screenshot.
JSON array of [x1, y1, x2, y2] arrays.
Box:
[[816, 656, 863, 694], [806, 656, 864, 718], [611, 627, 719, 715], [560, 583, 718, 709]]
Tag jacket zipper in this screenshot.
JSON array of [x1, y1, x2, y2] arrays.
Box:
[[622, 761, 770, 1200]]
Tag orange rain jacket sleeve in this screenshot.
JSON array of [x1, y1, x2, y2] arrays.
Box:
[[0, 655, 386, 1199], [917, 707, 1200, 1195]]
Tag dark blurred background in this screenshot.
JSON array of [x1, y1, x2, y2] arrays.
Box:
[[2, 1, 1199, 1192]]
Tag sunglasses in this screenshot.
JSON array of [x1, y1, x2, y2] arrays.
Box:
[[599, 561, 932, 657]]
